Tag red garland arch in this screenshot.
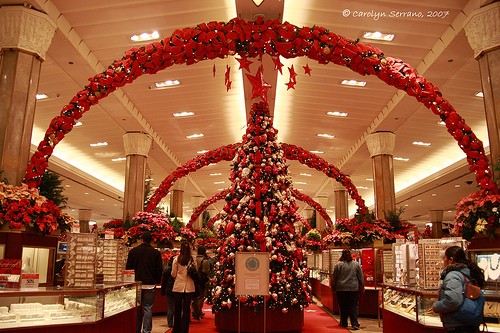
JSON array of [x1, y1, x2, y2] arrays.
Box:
[[187, 187, 330, 230], [25, 17, 498, 196]]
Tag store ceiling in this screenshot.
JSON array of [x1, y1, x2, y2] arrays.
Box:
[[4, 0, 490, 229]]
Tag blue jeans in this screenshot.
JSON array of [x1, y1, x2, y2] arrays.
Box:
[[137, 288, 156, 333], [167, 292, 174, 327]]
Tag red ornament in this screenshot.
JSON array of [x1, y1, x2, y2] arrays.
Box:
[[272, 56, 284, 74], [303, 64, 312, 76], [245, 66, 272, 104], [236, 56, 253, 72]]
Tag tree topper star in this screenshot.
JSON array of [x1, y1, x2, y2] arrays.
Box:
[[246, 65, 272, 104]]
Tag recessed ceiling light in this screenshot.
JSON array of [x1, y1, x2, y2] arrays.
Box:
[[217, 188, 225, 191], [197, 150, 209, 154], [100, 198, 105, 201], [36, 93, 49, 100], [210, 173, 222, 176], [208, 163, 216, 166], [412, 141, 431, 146], [358, 186, 368, 190], [300, 173, 312, 177], [65, 185, 71, 188], [363, 31, 395, 41], [438, 120, 445, 126], [111, 157, 126, 162], [474, 91, 483, 97], [317, 133, 335, 139], [326, 111, 349, 117], [155, 80, 180, 88], [326, 209, 334, 212], [173, 111, 194, 117], [432, 193, 437, 196], [366, 178, 373, 181], [394, 157, 409, 161], [295, 181, 307, 185], [417, 199, 422, 202], [296, 188, 303, 191], [454, 184, 461, 188], [186, 133, 204, 139], [341, 79, 366, 87], [90, 142, 108, 147], [214, 181, 225, 184], [145, 178, 153, 182], [404, 204, 409, 207], [310, 150, 324, 154], [130, 31, 160, 42], [84, 192, 89, 195], [75, 121, 83, 127]]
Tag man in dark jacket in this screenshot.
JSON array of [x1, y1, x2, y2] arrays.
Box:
[[126, 231, 163, 333]]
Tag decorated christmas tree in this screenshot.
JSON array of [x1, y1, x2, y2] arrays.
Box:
[[212, 102, 311, 313]]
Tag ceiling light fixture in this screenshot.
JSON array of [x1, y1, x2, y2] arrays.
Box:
[[186, 133, 204, 139], [111, 157, 126, 162], [155, 80, 180, 88], [90, 142, 108, 147], [252, 0, 265, 6], [474, 91, 483, 98], [358, 186, 369, 189], [36, 93, 49, 100], [214, 181, 225, 184], [341, 79, 366, 87], [295, 181, 307, 185], [363, 31, 395, 41], [326, 111, 349, 117], [210, 173, 222, 176], [310, 150, 324, 154], [317, 133, 335, 139], [300, 173, 312, 177], [366, 178, 373, 181], [394, 157, 409, 161], [412, 141, 431, 146], [75, 121, 83, 127], [173, 111, 194, 117], [438, 120, 446, 126], [197, 150, 209, 154], [130, 31, 160, 42]]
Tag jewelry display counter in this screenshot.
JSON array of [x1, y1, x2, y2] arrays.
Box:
[[382, 284, 500, 333], [0, 282, 140, 333]]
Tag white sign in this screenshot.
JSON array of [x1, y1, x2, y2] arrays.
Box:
[[123, 270, 135, 283], [235, 252, 269, 296], [21, 273, 39, 288]]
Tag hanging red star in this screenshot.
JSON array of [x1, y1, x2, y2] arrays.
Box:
[[226, 80, 232, 92], [286, 80, 296, 90], [236, 56, 253, 72], [224, 65, 231, 85], [245, 65, 272, 104], [272, 56, 284, 74], [303, 64, 312, 76], [213, 64, 216, 77], [288, 65, 297, 83]]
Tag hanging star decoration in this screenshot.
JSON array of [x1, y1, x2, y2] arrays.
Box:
[[285, 65, 297, 90], [246, 65, 272, 103], [236, 56, 253, 72], [272, 56, 284, 74], [303, 64, 312, 76], [225, 65, 232, 91]]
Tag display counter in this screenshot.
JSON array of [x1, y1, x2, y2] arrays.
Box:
[[0, 282, 140, 333], [381, 283, 500, 333]]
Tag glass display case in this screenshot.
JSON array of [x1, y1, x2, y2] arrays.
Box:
[[382, 284, 500, 332], [470, 250, 500, 291], [0, 282, 140, 330], [96, 239, 128, 284]]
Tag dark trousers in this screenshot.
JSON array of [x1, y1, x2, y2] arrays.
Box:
[[192, 287, 206, 320], [166, 293, 174, 327], [336, 291, 360, 327], [446, 326, 480, 333], [173, 292, 194, 333]]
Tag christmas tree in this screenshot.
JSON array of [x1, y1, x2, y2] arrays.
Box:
[[212, 102, 311, 313]]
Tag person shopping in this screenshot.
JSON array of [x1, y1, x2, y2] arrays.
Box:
[[126, 231, 163, 333], [171, 242, 196, 333], [433, 246, 486, 333], [330, 249, 364, 330], [192, 245, 211, 321]]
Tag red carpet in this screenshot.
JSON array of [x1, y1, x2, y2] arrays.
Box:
[[183, 302, 349, 333]]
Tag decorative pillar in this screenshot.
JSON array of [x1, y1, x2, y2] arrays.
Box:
[[366, 132, 396, 219], [0, 5, 56, 185], [78, 209, 92, 233], [314, 196, 328, 232], [191, 195, 204, 229], [170, 177, 187, 221], [430, 210, 444, 239], [464, 2, 500, 186], [123, 132, 152, 221], [333, 184, 349, 220]]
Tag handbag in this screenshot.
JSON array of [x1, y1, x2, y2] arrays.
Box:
[[187, 259, 201, 297]]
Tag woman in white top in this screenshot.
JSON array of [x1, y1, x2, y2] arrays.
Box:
[[171, 241, 196, 333]]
